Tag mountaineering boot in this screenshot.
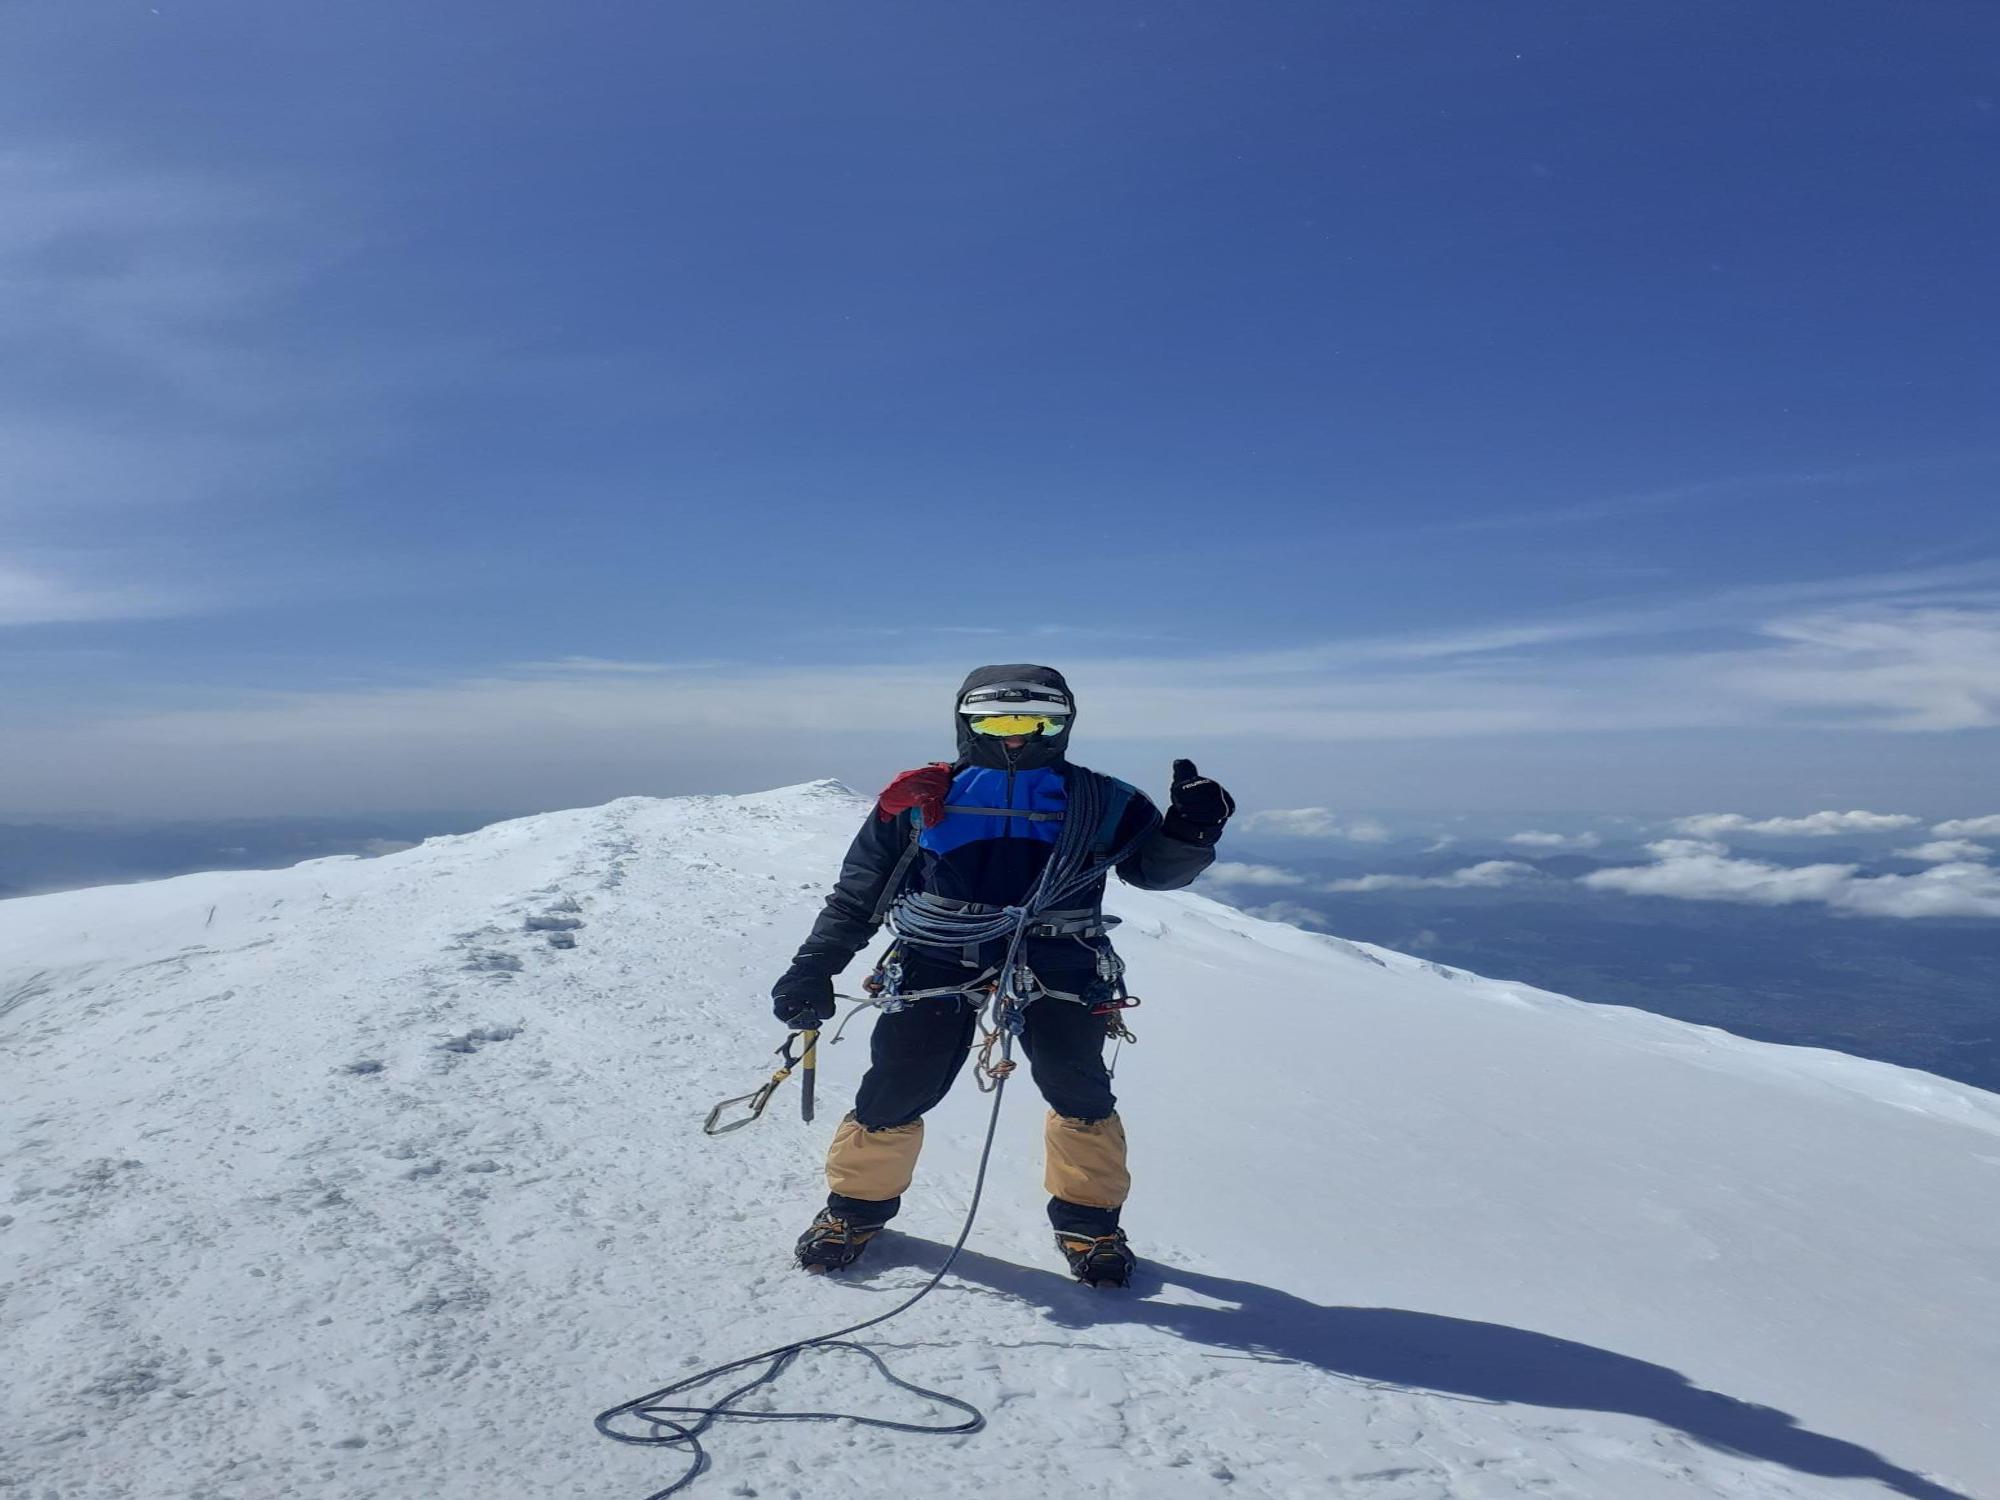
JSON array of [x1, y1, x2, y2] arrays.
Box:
[[795, 1209, 882, 1273], [1055, 1228, 1136, 1288]]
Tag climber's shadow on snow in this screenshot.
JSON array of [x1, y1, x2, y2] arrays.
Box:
[[902, 1241, 1967, 1500]]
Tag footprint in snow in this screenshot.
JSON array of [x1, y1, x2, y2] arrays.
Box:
[[524, 912, 583, 932], [459, 950, 523, 977], [437, 1024, 521, 1054]]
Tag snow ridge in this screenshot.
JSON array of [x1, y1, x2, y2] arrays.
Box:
[[2, 786, 1992, 1499]]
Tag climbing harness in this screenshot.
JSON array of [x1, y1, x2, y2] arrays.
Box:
[[597, 770, 1161, 1499], [701, 1028, 819, 1135]]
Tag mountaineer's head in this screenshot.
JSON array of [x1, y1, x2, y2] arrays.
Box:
[[954, 664, 1075, 770]]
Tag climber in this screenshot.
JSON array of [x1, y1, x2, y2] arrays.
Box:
[[769, 664, 1233, 1285]]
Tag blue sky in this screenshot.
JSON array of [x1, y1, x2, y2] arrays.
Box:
[[3, 0, 1997, 817]]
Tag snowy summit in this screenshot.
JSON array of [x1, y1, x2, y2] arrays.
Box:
[[2, 783, 1993, 1499]]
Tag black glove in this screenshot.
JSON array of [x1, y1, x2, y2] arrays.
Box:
[[771, 970, 835, 1029], [1163, 759, 1234, 845]]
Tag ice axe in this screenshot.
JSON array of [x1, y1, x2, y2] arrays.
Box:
[[702, 1027, 820, 1136]]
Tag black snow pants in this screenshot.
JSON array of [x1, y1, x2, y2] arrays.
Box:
[[828, 955, 1122, 1237]]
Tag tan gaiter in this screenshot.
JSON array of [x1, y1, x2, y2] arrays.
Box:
[[825, 1113, 924, 1201], [1043, 1109, 1130, 1209]]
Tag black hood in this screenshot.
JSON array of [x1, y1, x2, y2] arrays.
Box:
[[954, 663, 1075, 771]]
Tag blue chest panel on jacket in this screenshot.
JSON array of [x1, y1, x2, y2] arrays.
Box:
[[919, 766, 1068, 857]]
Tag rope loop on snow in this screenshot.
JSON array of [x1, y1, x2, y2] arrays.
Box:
[[595, 1066, 1010, 1498]]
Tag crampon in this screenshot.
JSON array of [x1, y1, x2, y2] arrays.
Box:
[[794, 1209, 883, 1274], [1055, 1229, 1135, 1288]]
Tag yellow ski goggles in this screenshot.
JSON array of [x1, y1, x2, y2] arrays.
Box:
[[967, 713, 1066, 736]]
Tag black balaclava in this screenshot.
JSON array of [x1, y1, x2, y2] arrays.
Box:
[[954, 663, 1075, 771]]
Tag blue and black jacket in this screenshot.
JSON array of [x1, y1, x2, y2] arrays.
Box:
[[781, 664, 1220, 998], [783, 759, 1215, 996]]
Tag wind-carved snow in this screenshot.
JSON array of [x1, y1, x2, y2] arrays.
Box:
[[2, 783, 1993, 1499]]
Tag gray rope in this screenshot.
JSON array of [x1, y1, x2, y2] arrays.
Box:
[[594, 1071, 1009, 1497]]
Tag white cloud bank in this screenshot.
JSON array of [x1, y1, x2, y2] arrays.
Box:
[[1202, 862, 1310, 888], [1507, 830, 1602, 851], [1324, 860, 1537, 893], [1669, 810, 1921, 839], [1933, 814, 2000, 838], [1583, 841, 2000, 919], [1895, 840, 1992, 864], [1238, 808, 1392, 842]]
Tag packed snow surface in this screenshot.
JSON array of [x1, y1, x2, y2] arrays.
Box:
[[3, 783, 1995, 1499]]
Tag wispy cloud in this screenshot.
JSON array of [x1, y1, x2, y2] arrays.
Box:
[[0, 149, 343, 523], [504, 656, 726, 675], [1391, 466, 1880, 539], [0, 148, 385, 630], [1670, 810, 1922, 838], [1238, 808, 1392, 841], [0, 555, 196, 626], [0, 146, 584, 626], [1724, 608, 2000, 731]]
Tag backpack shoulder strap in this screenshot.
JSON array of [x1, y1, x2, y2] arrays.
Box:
[[869, 808, 925, 925]]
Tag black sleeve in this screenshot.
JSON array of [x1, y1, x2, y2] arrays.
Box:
[[781, 810, 912, 980], [1113, 792, 1217, 891]]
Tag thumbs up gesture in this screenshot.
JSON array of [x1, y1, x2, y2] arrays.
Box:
[[1165, 759, 1235, 845]]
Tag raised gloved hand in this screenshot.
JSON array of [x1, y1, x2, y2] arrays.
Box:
[[876, 762, 954, 828], [771, 970, 835, 1029], [1164, 759, 1235, 845]]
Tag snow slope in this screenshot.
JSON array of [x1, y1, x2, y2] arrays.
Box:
[[3, 782, 1994, 1500]]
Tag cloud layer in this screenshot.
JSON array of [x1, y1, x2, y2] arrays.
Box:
[[1583, 840, 2000, 919]]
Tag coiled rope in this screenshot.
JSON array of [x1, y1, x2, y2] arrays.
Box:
[[593, 766, 1158, 1498], [886, 769, 1158, 1012]]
